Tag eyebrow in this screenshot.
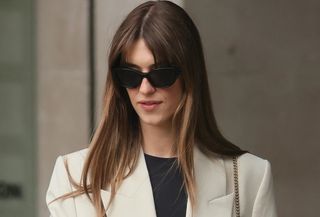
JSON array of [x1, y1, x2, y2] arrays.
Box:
[[124, 62, 156, 70]]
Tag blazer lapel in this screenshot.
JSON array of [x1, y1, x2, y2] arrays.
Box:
[[100, 145, 157, 217], [190, 144, 233, 217], [100, 144, 231, 217]]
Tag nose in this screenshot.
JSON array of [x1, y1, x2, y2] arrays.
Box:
[[139, 78, 156, 94]]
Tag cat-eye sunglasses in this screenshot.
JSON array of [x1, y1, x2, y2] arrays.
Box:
[[112, 65, 181, 88]]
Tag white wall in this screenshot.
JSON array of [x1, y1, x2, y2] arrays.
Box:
[[184, 0, 320, 216], [37, 0, 89, 216]]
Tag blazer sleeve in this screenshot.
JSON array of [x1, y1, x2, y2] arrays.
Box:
[[252, 160, 278, 217], [46, 156, 77, 217]]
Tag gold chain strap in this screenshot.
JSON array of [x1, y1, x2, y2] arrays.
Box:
[[232, 156, 240, 217]]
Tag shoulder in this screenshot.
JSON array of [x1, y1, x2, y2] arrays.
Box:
[[238, 152, 271, 174], [235, 153, 277, 215], [221, 152, 277, 213], [56, 148, 90, 182], [46, 148, 89, 200], [238, 152, 269, 165], [46, 149, 91, 215], [221, 152, 274, 193], [47, 148, 90, 190], [62, 147, 89, 161], [61, 148, 89, 168], [225, 152, 276, 209], [222, 152, 273, 185], [237, 152, 272, 182]]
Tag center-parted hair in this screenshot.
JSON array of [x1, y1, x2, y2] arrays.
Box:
[[53, 1, 248, 216]]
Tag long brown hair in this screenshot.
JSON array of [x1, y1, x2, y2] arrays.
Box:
[[53, 1, 249, 216]]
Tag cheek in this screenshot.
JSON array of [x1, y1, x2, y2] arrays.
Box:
[[126, 88, 137, 102], [163, 79, 183, 108], [171, 78, 183, 98]]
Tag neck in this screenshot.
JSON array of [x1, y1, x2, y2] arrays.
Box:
[[140, 121, 176, 158]]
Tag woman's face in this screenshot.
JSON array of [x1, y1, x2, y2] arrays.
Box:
[[124, 38, 183, 128]]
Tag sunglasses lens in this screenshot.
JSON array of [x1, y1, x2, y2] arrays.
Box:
[[113, 66, 180, 88], [113, 68, 141, 88], [149, 68, 179, 88]]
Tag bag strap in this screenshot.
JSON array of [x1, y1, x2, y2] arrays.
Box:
[[232, 156, 240, 217]]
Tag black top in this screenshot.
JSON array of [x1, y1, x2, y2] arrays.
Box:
[[144, 153, 188, 217]]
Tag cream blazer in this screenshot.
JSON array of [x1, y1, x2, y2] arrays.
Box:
[[46, 145, 278, 217]]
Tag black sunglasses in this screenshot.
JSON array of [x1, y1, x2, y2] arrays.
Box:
[[112, 66, 181, 88]]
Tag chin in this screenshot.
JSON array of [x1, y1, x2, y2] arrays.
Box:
[[140, 118, 162, 126], [139, 116, 167, 127]]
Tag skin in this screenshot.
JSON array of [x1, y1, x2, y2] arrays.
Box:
[[125, 38, 183, 158]]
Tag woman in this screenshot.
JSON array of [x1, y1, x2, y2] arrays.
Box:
[[46, 1, 278, 217]]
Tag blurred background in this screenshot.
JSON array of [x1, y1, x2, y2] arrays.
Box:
[[0, 0, 319, 216]]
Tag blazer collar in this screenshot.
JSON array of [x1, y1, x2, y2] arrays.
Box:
[[100, 143, 227, 217]]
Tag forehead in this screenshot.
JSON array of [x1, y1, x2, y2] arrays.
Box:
[[120, 38, 171, 68], [124, 39, 154, 69]]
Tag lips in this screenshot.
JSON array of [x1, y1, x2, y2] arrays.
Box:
[[138, 100, 162, 111], [138, 100, 162, 105]]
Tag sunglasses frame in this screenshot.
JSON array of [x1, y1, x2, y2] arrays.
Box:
[[112, 65, 181, 88]]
